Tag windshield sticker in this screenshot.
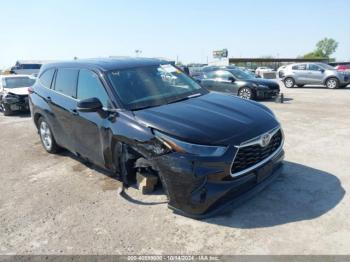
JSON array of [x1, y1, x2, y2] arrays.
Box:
[[160, 64, 177, 73]]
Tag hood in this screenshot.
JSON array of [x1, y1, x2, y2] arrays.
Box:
[[4, 87, 29, 96], [244, 78, 280, 89], [133, 92, 279, 146]]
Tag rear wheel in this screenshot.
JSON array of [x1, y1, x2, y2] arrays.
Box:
[[284, 78, 295, 88], [325, 78, 339, 89], [1, 103, 13, 116], [238, 87, 255, 100], [38, 117, 60, 153]]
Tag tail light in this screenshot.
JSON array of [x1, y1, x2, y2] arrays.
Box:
[[28, 86, 34, 94]]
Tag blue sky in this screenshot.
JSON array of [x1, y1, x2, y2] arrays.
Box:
[[0, 0, 349, 67]]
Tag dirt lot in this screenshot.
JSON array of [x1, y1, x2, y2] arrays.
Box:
[[0, 84, 349, 255]]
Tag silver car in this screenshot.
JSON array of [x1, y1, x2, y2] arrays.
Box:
[[281, 63, 350, 89]]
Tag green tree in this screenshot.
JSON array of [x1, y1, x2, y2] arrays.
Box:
[[316, 38, 338, 58], [303, 49, 325, 59], [302, 38, 338, 59]]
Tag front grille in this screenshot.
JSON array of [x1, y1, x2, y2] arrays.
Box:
[[231, 130, 282, 174]]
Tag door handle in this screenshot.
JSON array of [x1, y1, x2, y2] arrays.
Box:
[[70, 109, 79, 116], [46, 96, 52, 102]]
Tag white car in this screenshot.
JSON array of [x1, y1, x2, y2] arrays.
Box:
[[255, 67, 274, 75], [277, 65, 287, 78], [0, 75, 35, 115]]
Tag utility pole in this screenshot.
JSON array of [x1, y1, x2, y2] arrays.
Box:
[[135, 50, 142, 57]]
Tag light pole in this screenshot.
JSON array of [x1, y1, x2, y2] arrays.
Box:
[[135, 50, 142, 57]]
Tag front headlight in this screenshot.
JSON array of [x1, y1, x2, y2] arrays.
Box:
[[3, 93, 19, 103], [154, 130, 227, 157]]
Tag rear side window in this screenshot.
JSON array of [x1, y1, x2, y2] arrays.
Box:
[[39, 69, 55, 88], [77, 69, 111, 108], [308, 64, 322, 71], [54, 68, 79, 98], [292, 64, 307, 70]]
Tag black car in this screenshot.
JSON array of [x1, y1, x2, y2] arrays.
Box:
[[29, 58, 284, 218], [200, 69, 280, 100]]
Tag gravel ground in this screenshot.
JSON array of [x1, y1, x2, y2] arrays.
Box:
[[0, 84, 349, 255]]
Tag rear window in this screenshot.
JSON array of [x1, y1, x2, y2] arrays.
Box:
[[39, 69, 55, 88], [22, 64, 42, 70], [54, 68, 79, 98], [3, 77, 35, 89]]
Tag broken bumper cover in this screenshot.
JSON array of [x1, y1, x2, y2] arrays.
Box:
[[2, 95, 29, 111], [154, 147, 284, 219]]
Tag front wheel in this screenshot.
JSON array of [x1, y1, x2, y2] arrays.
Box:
[[284, 78, 295, 88], [238, 87, 255, 100], [326, 78, 339, 89], [38, 117, 60, 153]]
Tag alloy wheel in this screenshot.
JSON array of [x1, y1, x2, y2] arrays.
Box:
[[285, 79, 294, 88], [239, 88, 252, 100], [40, 121, 52, 151], [326, 79, 338, 89]]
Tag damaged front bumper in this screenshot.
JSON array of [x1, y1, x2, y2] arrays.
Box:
[[2, 95, 29, 111], [153, 146, 284, 219]]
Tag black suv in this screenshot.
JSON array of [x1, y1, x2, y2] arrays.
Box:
[[29, 58, 284, 218]]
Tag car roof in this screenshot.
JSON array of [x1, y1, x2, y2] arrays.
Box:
[[41, 57, 171, 72]]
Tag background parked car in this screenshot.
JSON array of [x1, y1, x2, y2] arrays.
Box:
[[282, 63, 350, 89], [255, 66, 273, 76], [10, 60, 45, 75], [335, 64, 350, 72], [277, 65, 287, 78], [0, 75, 35, 115], [200, 68, 280, 100]]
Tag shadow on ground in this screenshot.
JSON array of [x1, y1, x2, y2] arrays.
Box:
[[205, 161, 345, 228], [289, 85, 350, 90]]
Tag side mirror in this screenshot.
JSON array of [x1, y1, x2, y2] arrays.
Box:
[[228, 76, 235, 82], [320, 69, 325, 73], [77, 97, 103, 112]]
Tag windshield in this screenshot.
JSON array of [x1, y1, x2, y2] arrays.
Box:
[[228, 69, 254, 80], [3, 77, 35, 88], [107, 64, 207, 110]]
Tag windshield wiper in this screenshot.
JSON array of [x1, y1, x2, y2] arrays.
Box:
[[166, 93, 202, 105]]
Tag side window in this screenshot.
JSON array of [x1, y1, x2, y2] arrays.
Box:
[[216, 70, 233, 80], [292, 64, 307, 70], [39, 69, 55, 88], [77, 69, 111, 108], [309, 64, 322, 71], [54, 68, 79, 98], [205, 71, 216, 79]]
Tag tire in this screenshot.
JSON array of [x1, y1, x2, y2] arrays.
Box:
[[284, 77, 295, 88], [238, 87, 255, 100], [297, 84, 305, 88], [1, 103, 13, 116], [325, 78, 339, 89], [38, 117, 60, 153]]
